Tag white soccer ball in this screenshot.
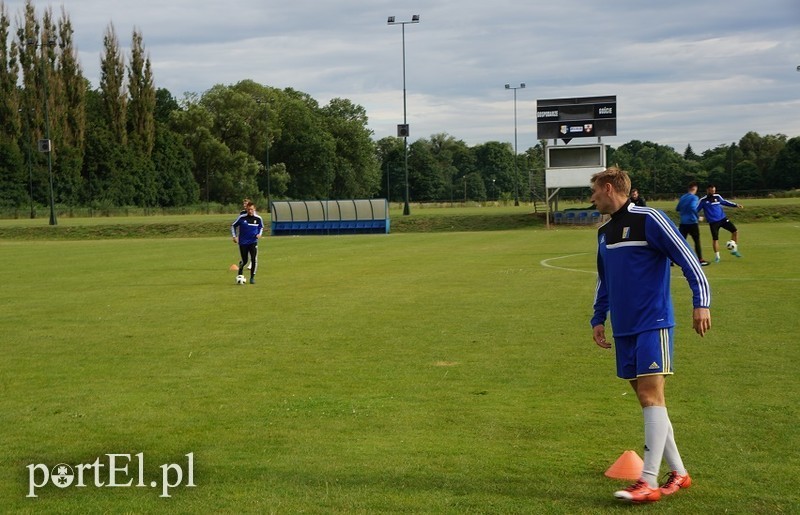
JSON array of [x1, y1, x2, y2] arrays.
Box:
[[235, 275, 247, 285], [725, 240, 737, 251]]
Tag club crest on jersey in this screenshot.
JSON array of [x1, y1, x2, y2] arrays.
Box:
[[622, 227, 631, 239]]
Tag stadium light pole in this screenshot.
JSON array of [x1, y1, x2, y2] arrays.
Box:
[[387, 14, 419, 216], [24, 35, 57, 226], [256, 98, 271, 213], [505, 83, 525, 206]]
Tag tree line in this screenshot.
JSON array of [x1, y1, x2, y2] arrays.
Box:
[[1, 1, 799, 217]]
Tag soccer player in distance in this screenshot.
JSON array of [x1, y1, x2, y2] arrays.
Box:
[[239, 198, 255, 269], [231, 202, 264, 284], [589, 167, 711, 503], [698, 184, 743, 261], [676, 181, 709, 266]]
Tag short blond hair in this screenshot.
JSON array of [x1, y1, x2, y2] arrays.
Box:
[[591, 166, 631, 196]]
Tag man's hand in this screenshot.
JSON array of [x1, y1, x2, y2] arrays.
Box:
[[232, 236, 238, 244], [693, 307, 711, 337], [593, 324, 611, 349]]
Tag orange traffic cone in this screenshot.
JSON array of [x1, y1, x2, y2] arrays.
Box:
[[229, 264, 239, 271], [604, 450, 643, 480]]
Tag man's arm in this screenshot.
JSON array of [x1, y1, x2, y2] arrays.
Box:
[[718, 195, 741, 209], [256, 216, 265, 239], [231, 217, 240, 242], [590, 250, 610, 348], [647, 211, 712, 314]]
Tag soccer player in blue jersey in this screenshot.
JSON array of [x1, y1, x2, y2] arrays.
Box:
[[698, 184, 743, 261], [676, 182, 709, 266], [589, 167, 711, 503], [238, 198, 255, 269], [231, 202, 264, 284]]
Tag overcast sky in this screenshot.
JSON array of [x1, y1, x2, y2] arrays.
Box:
[[5, 0, 800, 153]]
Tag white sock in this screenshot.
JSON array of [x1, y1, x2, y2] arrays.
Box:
[[715, 251, 720, 259], [641, 406, 669, 488], [662, 414, 687, 475]]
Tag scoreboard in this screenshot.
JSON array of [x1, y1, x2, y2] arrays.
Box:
[[536, 95, 616, 141]]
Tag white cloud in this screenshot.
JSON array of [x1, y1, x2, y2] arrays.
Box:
[[4, 0, 799, 152]]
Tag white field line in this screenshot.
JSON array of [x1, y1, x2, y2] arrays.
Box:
[[539, 253, 596, 275], [540, 253, 800, 281]]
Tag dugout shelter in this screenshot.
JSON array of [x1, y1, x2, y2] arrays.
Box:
[[270, 199, 390, 235]]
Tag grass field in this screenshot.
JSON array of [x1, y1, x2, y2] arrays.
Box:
[[1, 221, 798, 513]]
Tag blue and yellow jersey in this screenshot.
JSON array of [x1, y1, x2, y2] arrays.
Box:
[[698, 193, 737, 223], [231, 213, 264, 245], [591, 202, 711, 337]]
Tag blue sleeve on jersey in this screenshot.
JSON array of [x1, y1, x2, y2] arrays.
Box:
[[646, 211, 711, 309], [231, 215, 241, 238], [591, 246, 609, 327], [256, 215, 264, 237]]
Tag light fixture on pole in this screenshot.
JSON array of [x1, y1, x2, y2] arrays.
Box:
[[256, 98, 271, 213], [387, 14, 420, 216], [505, 82, 525, 206], [24, 35, 58, 226]]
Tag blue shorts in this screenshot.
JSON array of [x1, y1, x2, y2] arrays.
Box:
[[614, 327, 674, 380]]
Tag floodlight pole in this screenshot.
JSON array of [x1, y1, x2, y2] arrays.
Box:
[[44, 72, 56, 226], [388, 15, 420, 216], [25, 35, 58, 225], [505, 83, 525, 206]]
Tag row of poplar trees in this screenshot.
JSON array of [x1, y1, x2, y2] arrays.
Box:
[[0, 1, 383, 212], [0, 1, 187, 209]]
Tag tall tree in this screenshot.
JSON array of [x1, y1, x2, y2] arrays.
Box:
[[738, 131, 786, 188], [320, 97, 380, 198], [271, 88, 336, 199], [127, 28, 155, 156], [407, 139, 447, 201], [0, 1, 25, 209], [474, 141, 514, 199], [151, 122, 199, 206], [375, 136, 404, 202], [683, 144, 699, 162], [100, 23, 126, 145], [52, 7, 85, 206], [0, 1, 19, 139], [766, 136, 800, 190], [154, 87, 179, 124]]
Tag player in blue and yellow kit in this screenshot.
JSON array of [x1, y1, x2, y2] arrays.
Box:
[[590, 167, 711, 503], [698, 184, 743, 261], [231, 202, 263, 284]]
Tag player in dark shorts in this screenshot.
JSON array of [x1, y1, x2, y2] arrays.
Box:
[[698, 185, 743, 261], [676, 182, 709, 266], [230, 202, 264, 284]]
